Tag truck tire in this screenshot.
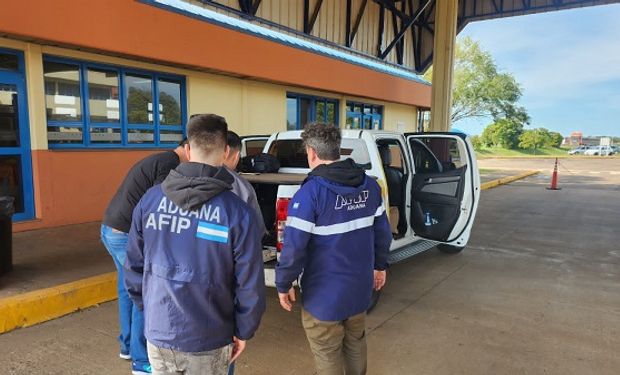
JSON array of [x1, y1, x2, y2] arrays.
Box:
[[437, 244, 465, 254], [368, 289, 381, 312]]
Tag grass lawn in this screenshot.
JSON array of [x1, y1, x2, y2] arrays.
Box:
[[478, 168, 499, 174], [476, 146, 570, 157]]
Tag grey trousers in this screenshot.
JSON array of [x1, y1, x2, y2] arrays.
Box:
[[147, 341, 232, 375]]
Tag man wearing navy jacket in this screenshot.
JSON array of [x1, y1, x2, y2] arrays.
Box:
[[275, 123, 392, 375], [124, 114, 266, 375]]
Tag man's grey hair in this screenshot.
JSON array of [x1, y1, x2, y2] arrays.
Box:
[[301, 122, 341, 161]]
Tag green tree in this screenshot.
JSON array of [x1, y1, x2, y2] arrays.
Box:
[[494, 119, 524, 149], [480, 123, 499, 147], [548, 131, 564, 148], [470, 135, 483, 150], [519, 129, 546, 150], [519, 127, 564, 150], [424, 37, 528, 124]]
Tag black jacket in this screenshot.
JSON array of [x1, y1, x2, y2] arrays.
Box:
[[103, 151, 180, 233]]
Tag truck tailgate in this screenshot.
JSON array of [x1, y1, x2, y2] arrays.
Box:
[[241, 173, 307, 185]]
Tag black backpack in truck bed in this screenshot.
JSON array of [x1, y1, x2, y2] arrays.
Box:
[[238, 153, 280, 173]]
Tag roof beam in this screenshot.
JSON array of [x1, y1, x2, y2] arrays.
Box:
[[346, 0, 368, 47], [379, 0, 433, 59], [376, 3, 386, 55], [304, 0, 324, 34], [236, 0, 261, 16], [373, 0, 410, 21]]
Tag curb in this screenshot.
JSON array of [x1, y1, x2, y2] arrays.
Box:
[[477, 155, 616, 160], [480, 170, 540, 190], [0, 169, 541, 335], [0, 272, 117, 334]]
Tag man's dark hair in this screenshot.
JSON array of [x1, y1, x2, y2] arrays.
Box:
[[227, 131, 242, 151], [301, 122, 341, 161], [186, 114, 228, 155]]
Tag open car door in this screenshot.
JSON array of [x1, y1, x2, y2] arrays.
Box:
[[405, 133, 480, 249]]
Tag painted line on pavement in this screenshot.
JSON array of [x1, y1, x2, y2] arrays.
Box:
[[480, 170, 540, 190]]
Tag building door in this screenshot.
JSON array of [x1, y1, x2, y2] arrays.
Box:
[[0, 49, 34, 221]]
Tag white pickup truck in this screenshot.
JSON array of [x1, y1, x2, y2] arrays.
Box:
[[242, 130, 481, 305]]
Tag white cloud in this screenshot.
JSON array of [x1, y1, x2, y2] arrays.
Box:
[[460, 4, 620, 103]]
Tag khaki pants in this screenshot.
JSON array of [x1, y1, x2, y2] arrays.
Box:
[[147, 341, 231, 375], [301, 308, 367, 375]]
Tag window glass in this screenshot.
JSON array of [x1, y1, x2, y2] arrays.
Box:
[[244, 139, 267, 157], [327, 102, 336, 124], [286, 97, 297, 130], [316, 101, 325, 122], [268, 139, 370, 169], [159, 131, 184, 144], [90, 127, 121, 144], [158, 79, 182, 126], [0, 84, 19, 147], [268, 140, 308, 168], [363, 116, 372, 130], [0, 156, 23, 212], [372, 117, 381, 130], [299, 98, 311, 129], [409, 138, 442, 173], [420, 138, 466, 170], [346, 115, 360, 130], [125, 74, 153, 124], [44, 57, 186, 148], [44, 61, 82, 121], [88, 68, 119, 123], [346, 101, 383, 130], [47, 126, 83, 144], [287, 94, 339, 130], [0, 53, 19, 72], [128, 128, 154, 144]]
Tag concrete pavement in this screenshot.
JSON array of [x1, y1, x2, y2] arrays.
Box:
[[0, 158, 619, 374]]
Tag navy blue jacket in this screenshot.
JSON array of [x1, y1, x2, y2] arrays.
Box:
[[275, 159, 392, 321], [124, 163, 266, 353]]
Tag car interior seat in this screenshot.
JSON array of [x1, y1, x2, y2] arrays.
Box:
[[378, 144, 407, 237]]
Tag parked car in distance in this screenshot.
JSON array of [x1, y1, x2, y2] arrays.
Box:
[[568, 145, 590, 155], [584, 145, 616, 156]]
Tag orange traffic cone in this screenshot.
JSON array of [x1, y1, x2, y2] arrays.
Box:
[[547, 158, 561, 190]]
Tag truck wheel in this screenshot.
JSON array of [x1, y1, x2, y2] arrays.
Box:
[[368, 289, 382, 312], [437, 244, 465, 254]]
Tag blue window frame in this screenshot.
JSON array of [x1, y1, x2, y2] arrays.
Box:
[[346, 101, 383, 130], [0, 48, 34, 221], [43, 56, 187, 149], [286, 93, 338, 130]]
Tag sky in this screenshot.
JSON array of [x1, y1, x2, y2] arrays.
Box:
[[456, 3, 620, 137]]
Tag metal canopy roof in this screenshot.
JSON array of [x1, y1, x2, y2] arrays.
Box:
[[156, 0, 620, 74]]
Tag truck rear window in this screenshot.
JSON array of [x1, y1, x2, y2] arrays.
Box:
[[268, 139, 371, 169]]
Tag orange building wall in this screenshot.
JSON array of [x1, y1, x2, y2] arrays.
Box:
[[13, 150, 157, 232], [0, 0, 430, 108], [2, 0, 430, 232]]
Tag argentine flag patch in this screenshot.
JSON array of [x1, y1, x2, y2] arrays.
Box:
[[196, 221, 229, 244]]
